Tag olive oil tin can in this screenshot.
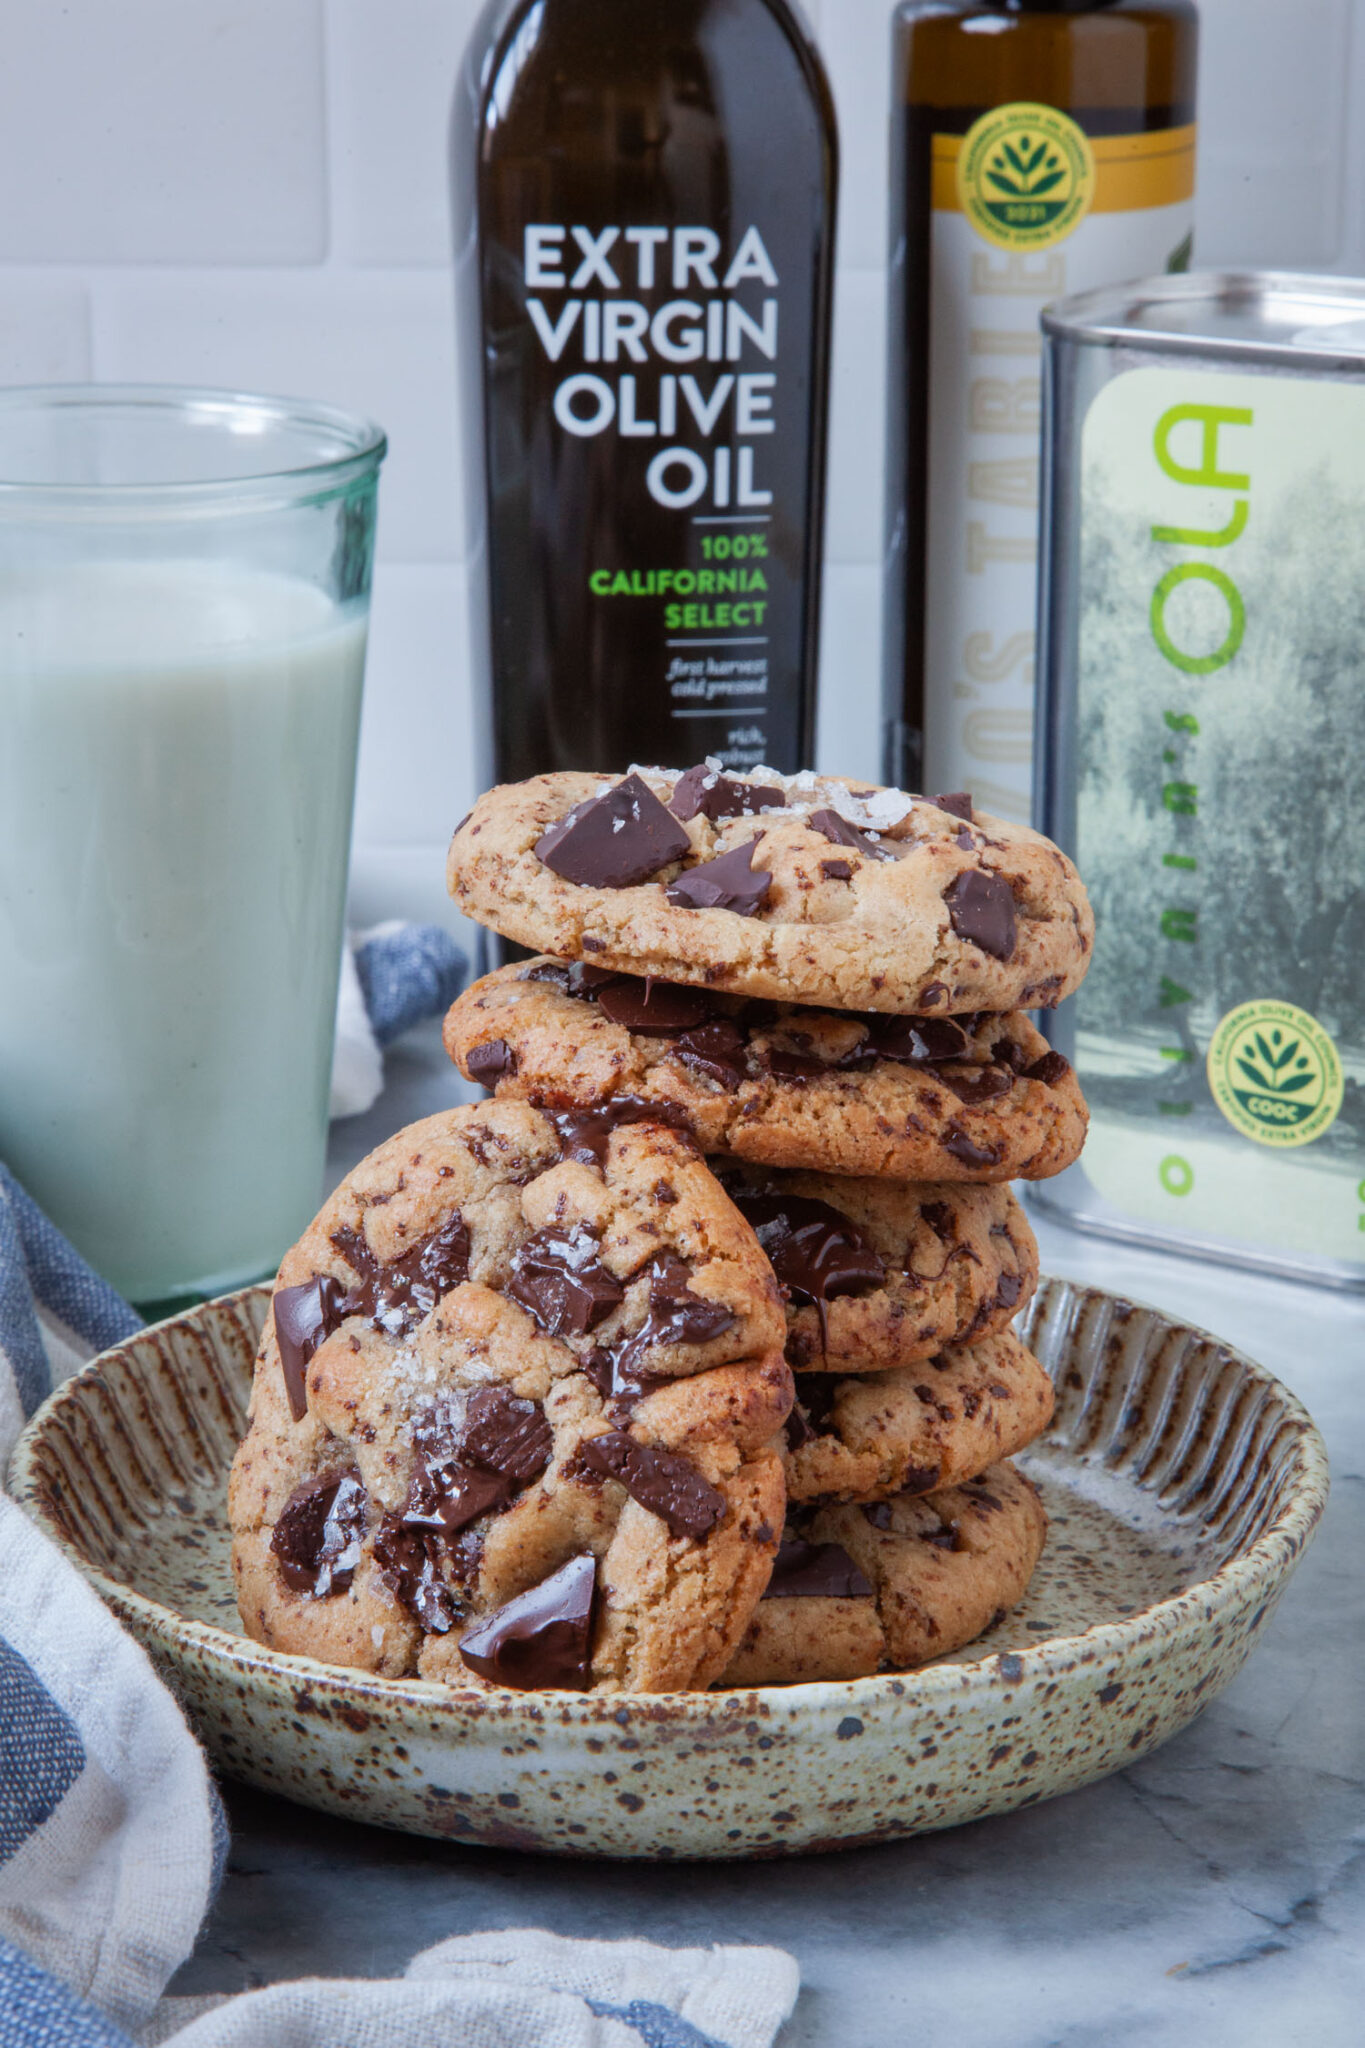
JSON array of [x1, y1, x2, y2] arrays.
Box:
[[1034, 271, 1365, 1287]]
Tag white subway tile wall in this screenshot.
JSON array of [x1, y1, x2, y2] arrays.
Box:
[[0, 3, 327, 265], [96, 271, 463, 561], [0, 0, 1356, 914]]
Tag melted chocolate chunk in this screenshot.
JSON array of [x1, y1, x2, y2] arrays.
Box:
[[610, 1252, 737, 1376], [547, 1095, 694, 1169], [1023, 1050, 1071, 1087], [402, 1458, 510, 1535], [789, 1372, 840, 1435], [918, 981, 948, 1008], [386, 1386, 554, 1606], [507, 1225, 624, 1339], [520, 961, 572, 993], [925, 1519, 965, 1552], [372, 1514, 480, 1633], [995, 1271, 1023, 1310], [763, 1536, 873, 1600], [762, 1046, 833, 1082], [941, 1125, 1006, 1170], [932, 791, 974, 822], [937, 1064, 1017, 1108], [520, 959, 619, 997], [901, 1460, 942, 1496], [276, 1212, 480, 1418], [270, 1470, 367, 1597], [580, 1431, 726, 1539], [807, 807, 895, 862], [668, 764, 785, 822], [273, 1274, 348, 1421], [531, 803, 586, 871], [371, 1515, 436, 1619], [919, 1201, 955, 1242], [534, 774, 690, 888], [862, 1502, 893, 1532], [665, 839, 772, 916], [730, 1191, 884, 1318], [864, 1014, 974, 1065], [783, 1403, 817, 1450], [594, 976, 716, 1034], [466, 1038, 515, 1085], [549, 1104, 625, 1169], [672, 1020, 747, 1090], [990, 1036, 1032, 1075], [942, 869, 1018, 961], [458, 1552, 597, 1690], [582, 1349, 672, 1415], [457, 1384, 554, 1482], [820, 857, 853, 880], [331, 1212, 471, 1339]]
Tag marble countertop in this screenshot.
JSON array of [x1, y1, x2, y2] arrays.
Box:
[[172, 1022, 1365, 2046]]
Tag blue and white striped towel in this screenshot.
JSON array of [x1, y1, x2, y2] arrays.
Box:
[[0, 932, 799, 2048]]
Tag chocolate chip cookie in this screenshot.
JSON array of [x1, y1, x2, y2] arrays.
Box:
[[445, 960, 1088, 1182], [710, 1164, 1036, 1371], [782, 1329, 1054, 1504], [229, 1099, 790, 1693], [446, 767, 1093, 1015], [721, 1461, 1047, 1686]]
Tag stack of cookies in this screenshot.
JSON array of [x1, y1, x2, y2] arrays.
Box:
[[443, 762, 1093, 1686], [230, 763, 1093, 1696]]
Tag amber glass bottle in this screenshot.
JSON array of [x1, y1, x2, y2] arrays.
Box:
[[452, 0, 837, 787], [882, 0, 1197, 816]]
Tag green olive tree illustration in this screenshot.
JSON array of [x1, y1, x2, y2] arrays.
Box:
[[1073, 464, 1365, 1151]]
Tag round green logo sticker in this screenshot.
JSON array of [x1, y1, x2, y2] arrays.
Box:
[[957, 103, 1096, 252], [1206, 999, 1344, 1149]]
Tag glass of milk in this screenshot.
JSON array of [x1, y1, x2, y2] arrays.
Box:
[[0, 386, 385, 1307]]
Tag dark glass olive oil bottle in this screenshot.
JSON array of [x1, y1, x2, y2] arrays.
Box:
[[882, 0, 1198, 815], [452, 0, 837, 786]]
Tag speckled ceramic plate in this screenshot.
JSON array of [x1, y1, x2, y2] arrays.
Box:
[[9, 1277, 1327, 1860]]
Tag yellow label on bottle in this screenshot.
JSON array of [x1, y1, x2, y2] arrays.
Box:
[[954, 103, 1096, 251], [935, 118, 1197, 231]]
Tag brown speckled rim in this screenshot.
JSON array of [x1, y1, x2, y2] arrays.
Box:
[[7, 1277, 1330, 1735]]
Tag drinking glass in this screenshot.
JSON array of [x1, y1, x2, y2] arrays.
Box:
[[0, 386, 385, 1307]]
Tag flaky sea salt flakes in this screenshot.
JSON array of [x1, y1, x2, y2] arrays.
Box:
[[387, 1342, 441, 1410], [856, 788, 914, 831], [371, 1625, 385, 1652], [626, 761, 916, 832]]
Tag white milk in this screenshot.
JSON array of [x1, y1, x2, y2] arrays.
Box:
[[0, 561, 368, 1301]]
